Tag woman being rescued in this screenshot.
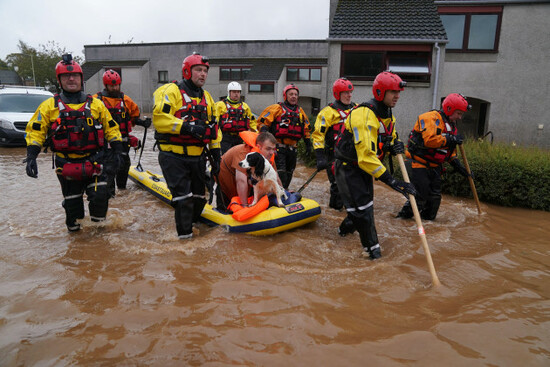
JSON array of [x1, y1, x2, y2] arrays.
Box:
[[216, 131, 293, 221]]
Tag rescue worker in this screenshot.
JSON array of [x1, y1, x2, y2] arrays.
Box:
[[152, 52, 222, 239], [397, 93, 473, 220], [217, 131, 279, 210], [334, 71, 416, 260], [94, 69, 150, 196], [215, 81, 257, 154], [24, 54, 123, 232], [312, 78, 356, 210], [257, 84, 311, 189]]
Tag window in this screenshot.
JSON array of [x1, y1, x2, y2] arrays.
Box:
[[287, 67, 321, 82], [340, 45, 432, 82], [158, 70, 168, 83], [248, 82, 274, 93], [220, 66, 251, 81], [439, 6, 502, 52]]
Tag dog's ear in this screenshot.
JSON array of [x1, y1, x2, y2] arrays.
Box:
[[254, 153, 266, 177]]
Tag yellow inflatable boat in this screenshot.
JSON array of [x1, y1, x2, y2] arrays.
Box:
[[128, 166, 321, 236]]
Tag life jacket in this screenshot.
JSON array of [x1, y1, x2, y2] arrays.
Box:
[[220, 99, 249, 133], [407, 111, 458, 165], [155, 86, 217, 146], [48, 94, 104, 154], [96, 92, 131, 139], [326, 103, 353, 149], [271, 103, 304, 141], [228, 195, 270, 222]]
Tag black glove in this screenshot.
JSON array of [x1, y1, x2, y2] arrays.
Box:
[[210, 148, 221, 177], [181, 123, 206, 140], [379, 171, 417, 199], [447, 133, 464, 147], [389, 140, 405, 155], [450, 159, 473, 179], [110, 141, 124, 170], [304, 138, 312, 155], [136, 117, 152, 128], [25, 145, 41, 178], [315, 148, 328, 170]]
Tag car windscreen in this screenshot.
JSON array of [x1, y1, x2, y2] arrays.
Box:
[[0, 94, 51, 113]]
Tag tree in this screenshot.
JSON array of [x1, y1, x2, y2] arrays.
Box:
[[5, 40, 83, 90]]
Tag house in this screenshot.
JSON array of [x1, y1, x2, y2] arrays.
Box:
[[82, 0, 550, 147]]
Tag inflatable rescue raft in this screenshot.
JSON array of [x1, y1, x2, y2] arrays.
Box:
[[128, 165, 321, 235]]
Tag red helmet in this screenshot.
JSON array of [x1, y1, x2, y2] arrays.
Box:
[[372, 71, 406, 101], [332, 78, 354, 100], [182, 52, 210, 79], [55, 54, 83, 82], [103, 69, 121, 86], [442, 93, 471, 116], [283, 84, 299, 100]]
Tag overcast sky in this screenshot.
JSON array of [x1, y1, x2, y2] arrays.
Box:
[[0, 0, 330, 61]]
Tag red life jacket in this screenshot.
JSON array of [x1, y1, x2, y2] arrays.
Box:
[[156, 88, 217, 146], [96, 92, 131, 139], [407, 112, 458, 164], [49, 94, 105, 154], [327, 103, 354, 148], [220, 99, 249, 133], [271, 103, 304, 141]]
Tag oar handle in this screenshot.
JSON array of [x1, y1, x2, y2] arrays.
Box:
[[458, 145, 482, 214], [297, 168, 321, 194], [397, 154, 441, 287]]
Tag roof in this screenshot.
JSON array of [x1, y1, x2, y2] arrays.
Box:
[[329, 0, 448, 42], [81, 60, 149, 82], [209, 58, 327, 81], [0, 70, 23, 85]]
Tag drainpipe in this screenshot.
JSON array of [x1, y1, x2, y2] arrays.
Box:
[[432, 42, 441, 110]]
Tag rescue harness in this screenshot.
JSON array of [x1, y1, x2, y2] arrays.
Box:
[[270, 102, 304, 141], [220, 99, 249, 133], [407, 112, 457, 165]]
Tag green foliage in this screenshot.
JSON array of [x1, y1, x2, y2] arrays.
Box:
[[391, 140, 550, 211], [5, 40, 83, 90], [296, 139, 316, 167]]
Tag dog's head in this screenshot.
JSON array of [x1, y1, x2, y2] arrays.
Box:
[[239, 152, 266, 178]]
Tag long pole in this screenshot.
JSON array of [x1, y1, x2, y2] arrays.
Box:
[[397, 154, 441, 287], [297, 168, 320, 194], [30, 54, 36, 87], [459, 145, 482, 214]]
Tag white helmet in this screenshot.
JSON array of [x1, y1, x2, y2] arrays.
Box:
[[227, 81, 242, 96]]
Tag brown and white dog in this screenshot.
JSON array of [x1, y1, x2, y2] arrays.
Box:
[[239, 152, 287, 207]]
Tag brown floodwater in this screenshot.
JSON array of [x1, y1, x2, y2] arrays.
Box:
[[1, 129, 549, 366]]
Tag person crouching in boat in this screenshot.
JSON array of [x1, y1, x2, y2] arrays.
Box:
[[216, 131, 280, 212]]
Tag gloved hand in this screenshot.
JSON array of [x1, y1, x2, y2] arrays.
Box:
[[389, 140, 405, 155], [447, 133, 464, 147], [181, 123, 206, 140], [378, 171, 417, 199], [210, 148, 221, 177], [304, 138, 312, 155], [25, 145, 41, 178], [450, 158, 473, 179], [315, 148, 328, 170], [136, 117, 152, 128]]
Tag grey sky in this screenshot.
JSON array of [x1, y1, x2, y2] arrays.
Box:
[[0, 0, 330, 60]]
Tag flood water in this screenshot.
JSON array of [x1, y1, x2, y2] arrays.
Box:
[[1, 128, 549, 366]]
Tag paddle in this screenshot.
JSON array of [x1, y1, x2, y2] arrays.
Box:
[[135, 117, 151, 172], [458, 144, 482, 214], [297, 168, 321, 194], [397, 154, 441, 287]]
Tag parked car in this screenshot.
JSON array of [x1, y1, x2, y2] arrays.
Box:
[[0, 85, 53, 147]]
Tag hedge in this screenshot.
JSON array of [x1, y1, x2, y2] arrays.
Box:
[[298, 139, 550, 211]]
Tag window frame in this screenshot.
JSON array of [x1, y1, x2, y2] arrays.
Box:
[[158, 70, 168, 83], [438, 6, 503, 53], [248, 82, 274, 93], [219, 66, 252, 81], [286, 66, 322, 82], [340, 44, 432, 82]]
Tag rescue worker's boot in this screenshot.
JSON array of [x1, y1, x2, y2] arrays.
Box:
[[364, 245, 382, 260], [88, 180, 109, 222], [174, 197, 194, 239], [397, 201, 414, 219], [62, 195, 84, 232], [338, 215, 356, 237]]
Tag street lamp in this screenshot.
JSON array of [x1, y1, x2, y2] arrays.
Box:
[[14, 53, 36, 87]]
